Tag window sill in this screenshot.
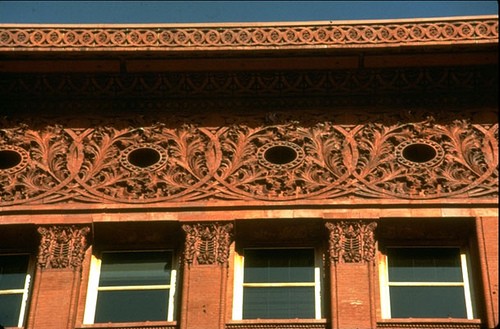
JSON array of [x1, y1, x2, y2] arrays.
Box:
[[377, 318, 482, 329], [226, 319, 327, 329], [76, 321, 177, 329]]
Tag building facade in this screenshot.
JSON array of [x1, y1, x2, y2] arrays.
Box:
[[0, 15, 498, 329]]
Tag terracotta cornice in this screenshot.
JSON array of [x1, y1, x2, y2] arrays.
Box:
[[0, 15, 497, 54]]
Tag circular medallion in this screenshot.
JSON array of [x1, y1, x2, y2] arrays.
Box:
[[120, 144, 168, 172], [0, 145, 29, 174], [257, 141, 305, 170], [396, 139, 444, 168]]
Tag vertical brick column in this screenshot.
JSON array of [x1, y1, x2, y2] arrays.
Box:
[[27, 225, 90, 329], [180, 222, 233, 329], [476, 217, 499, 329], [326, 221, 377, 329]]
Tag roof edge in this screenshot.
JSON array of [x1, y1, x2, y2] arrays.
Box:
[[0, 14, 497, 28], [1, 15, 497, 53]]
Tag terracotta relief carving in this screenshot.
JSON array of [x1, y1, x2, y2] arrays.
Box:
[[37, 225, 90, 270], [3, 67, 496, 99], [0, 112, 497, 206], [0, 17, 496, 49], [182, 222, 234, 266], [326, 221, 377, 263]]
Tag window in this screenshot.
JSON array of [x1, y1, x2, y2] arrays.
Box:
[[0, 254, 32, 328], [84, 250, 177, 324], [233, 248, 322, 320], [380, 247, 475, 319]]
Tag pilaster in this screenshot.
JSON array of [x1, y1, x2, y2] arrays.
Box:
[[326, 220, 377, 329], [28, 225, 90, 329], [180, 222, 234, 329]]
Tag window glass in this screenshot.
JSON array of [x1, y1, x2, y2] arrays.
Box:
[[0, 255, 29, 290], [0, 294, 24, 327], [389, 286, 467, 318], [95, 289, 169, 323], [243, 286, 315, 319], [244, 249, 314, 283], [90, 250, 175, 324], [388, 248, 462, 282], [383, 247, 473, 319], [240, 248, 318, 319], [0, 254, 31, 328], [99, 251, 171, 286]]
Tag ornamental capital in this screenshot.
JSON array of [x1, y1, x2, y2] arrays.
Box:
[[37, 225, 91, 270], [182, 222, 233, 266], [325, 220, 377, 264]]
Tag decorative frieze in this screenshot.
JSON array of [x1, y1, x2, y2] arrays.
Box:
[[2, 67, 497, 100], [326, 221, 377, 263], [37, 225, 90, 270], [182, 222, 234, 266], [0, 17, 496, 50], [0, 110, 497, 207]]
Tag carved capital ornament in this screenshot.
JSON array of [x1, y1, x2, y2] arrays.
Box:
[[37, 225, 90, 270], [326, 221, 377, 264], [182, 222, 234, 266]]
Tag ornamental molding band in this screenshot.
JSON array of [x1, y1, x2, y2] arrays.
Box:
[[226, 324, 326, 329], [377, 323, 481, 329], [0, 111, 497, 207], [37, 225, 91, 270], [326, 221, 378, 263], [0, 16, 497, 51], [2, 67, 497, 100], [182, 222, 234, 266]]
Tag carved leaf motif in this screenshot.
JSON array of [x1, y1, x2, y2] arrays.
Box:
[[0, 111, 497, 205]]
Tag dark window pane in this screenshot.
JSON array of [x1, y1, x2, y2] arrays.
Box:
[[95, 289, 169, 323], [388, 248, 462, 282], [0, 255, 29, 290], [0, 294, 23, 327], [390, 286, 467, 318], [243, 287, 315, 319], [244, 249, 314, 283], [99, 251, 171, 287]]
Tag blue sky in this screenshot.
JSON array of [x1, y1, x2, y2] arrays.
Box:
[[0, 1, 497, 24]]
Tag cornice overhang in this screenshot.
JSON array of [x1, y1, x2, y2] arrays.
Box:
[[0, 15, 498, 52]]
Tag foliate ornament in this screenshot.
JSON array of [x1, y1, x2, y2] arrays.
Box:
[[182, 222, 233, 266], [0, 110, 497, 206], [353, 118, 498, 198], [0, 124, 73, 204], [78, 123, 218, 203], [217, 122, 354, 200], [37, 225, 90, 270], [326, 221, 377, 263]]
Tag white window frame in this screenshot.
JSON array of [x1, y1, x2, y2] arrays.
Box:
[[232, 247, 323, 320], [379, 246, 475, 319], [83, 250, 177, 324], [0, 253, 33, 328]]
